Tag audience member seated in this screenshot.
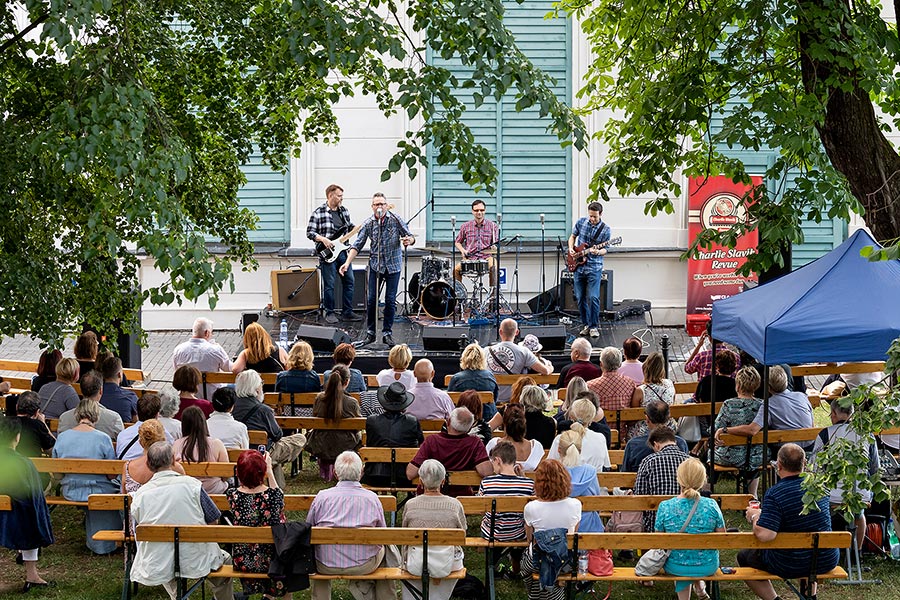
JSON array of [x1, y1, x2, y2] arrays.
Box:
[[376, 343, 416, 389], [408, 407, 492, 497], [554, 376, 588, 429], [519, 334, 554, 379], [0, 418, 54, 592], [547, 398, 611, 472], [655, 458, 725, 599], [58, 372, 125, 440], [173, 365, 213, 419], [358, 388, 384, 417], [520, 385, 557, 449], [226, 450, 285, 599], [233, 370, 306, 489], [73, 331, 99, 382], [486, 319, 553, 408], [173, 407, 229, 494], [401, 459, 466, 600], [122, 420, 184, 493], [557, 390, 614, 449], [451, 390, 492, 445], [96, 350, 133, 387], [362, 382, 423, 488], [448, 343, 500, 420], [558, 428, 604, 535], [406, 359, 453, 421], [275, 340, 321, 416], [623, 400, 689, 472], [51, 399, 123, 555], [521, 460, 581, 600], [323, 343, 367, 393], [477, 441, 534, 574], [739, 444, 839, 600], [630, 352, 676, 440], [13, 392, 55, 457], [556, 338, 601, 388], [99, 355, 139, 423], [157, 389, 183, 441], [116, 392, 173, 461], [307, 451, 396, 600], [206, 388, 249, 450], [172, 317, 232, 396], [719, 365, 814, 450], [486, 404, 544, 472], [38, 357, 80, 419], [812, 401, 879, 550], [232, 323, 289, 389], [619, 337, 645, 383], [31, 349, 62, 393], [713, 366, 764, 497], [695, 350, 738, 404], [130, 442, 234, 600], [486, 375, 536, 430], [306, 366, 361, 481], [635, 427, 690, 531], [588, 346, 642, 413]]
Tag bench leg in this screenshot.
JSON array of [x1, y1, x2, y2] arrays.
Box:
[[485, 547, 496, 600]]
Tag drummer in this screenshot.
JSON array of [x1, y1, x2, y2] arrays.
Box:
[[454, 199, 498, 286]]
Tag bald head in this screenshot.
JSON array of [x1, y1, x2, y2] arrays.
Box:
[[499, 318, 518, 341], [414, 359, 434, 383]]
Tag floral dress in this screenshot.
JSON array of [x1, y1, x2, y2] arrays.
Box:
[[628, 380, 676, 440], [226, 487, 286, 596], [714, 396, 764, 470]]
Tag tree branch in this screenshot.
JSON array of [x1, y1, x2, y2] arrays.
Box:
[[0, 11, 50, 55]]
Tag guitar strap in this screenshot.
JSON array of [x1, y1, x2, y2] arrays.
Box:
[[587, 221, 608, 248]]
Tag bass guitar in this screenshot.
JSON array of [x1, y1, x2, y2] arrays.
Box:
[[314, 203, 395, 263], [566, 236, 622, 272]]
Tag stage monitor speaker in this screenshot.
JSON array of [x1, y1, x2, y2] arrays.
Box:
[[334, 268, 367, 311], [271, 269, 321, 311], [527, 286, 561, 314], [294, 324, 351, 352], [518, 325, 567, 352], [422, 326, 471, 351], [241, 312, 259, 334]]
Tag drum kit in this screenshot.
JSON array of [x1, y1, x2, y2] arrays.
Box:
[[408, 249, 510, 320]]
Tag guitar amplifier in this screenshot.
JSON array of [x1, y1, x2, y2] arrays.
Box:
[[334, 268, 367, 311]]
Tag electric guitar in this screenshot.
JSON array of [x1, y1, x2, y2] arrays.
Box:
[[566, 236, 622, 272], [314, 203, 395, 262]]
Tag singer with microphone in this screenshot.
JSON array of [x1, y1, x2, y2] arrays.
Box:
[[453, 199, 499, 286], [339, 192, 415, 347]]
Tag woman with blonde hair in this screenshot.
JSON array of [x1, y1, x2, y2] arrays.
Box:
[[448, 343, 499, 420], [232, 322, 289, 381], [654, 458, 725, 599], [37, 358, 80, 419], [275, 340, 321, 415], [376, 343, 415, 389], [122, 419, 184, 493], [547, 398, 610, 471], [487, 376, 537, 430], [558, 426, 604, 533], [305, 366, 361, 481], [555, 376, 588, 429], [629, 352, 676, 439], [520, 385, 556, 448]]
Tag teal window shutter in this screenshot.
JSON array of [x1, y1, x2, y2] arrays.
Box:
[[238, 152, 290, 244]]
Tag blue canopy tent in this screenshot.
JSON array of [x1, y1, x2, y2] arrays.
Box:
[[711, 229, 900, 365]]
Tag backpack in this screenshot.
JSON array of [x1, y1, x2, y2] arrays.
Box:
[[452, 574, 488, 600], [607, 509, 644, 533]]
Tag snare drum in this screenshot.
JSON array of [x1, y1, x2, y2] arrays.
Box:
[[420, 256, 450, 285], [460, 259, 489, 277]]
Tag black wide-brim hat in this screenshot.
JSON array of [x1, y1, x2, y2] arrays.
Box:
[[377, 382, 415, 412]]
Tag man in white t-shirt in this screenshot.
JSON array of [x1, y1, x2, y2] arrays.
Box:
[[485, 319, 553, 403], [172, 318, 231, 396]]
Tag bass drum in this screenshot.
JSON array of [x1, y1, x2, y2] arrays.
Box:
[[420, 280, 467, 320]]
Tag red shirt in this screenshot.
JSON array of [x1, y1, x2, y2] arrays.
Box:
[[175, 397, 214, 420], [411, 431, 489, 496]]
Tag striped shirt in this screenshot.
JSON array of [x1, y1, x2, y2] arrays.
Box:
[[306, 480, 386, 568], [477, 474, 535, 541], [456, 219, 498, 259]]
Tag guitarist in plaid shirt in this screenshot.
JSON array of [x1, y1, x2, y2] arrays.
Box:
[[307, 184, 363, 324], [567, 201, 611, 338]]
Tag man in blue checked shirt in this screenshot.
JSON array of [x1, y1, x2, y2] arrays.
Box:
[[340, 193, 415, 347], [568, 201, 611, 338]]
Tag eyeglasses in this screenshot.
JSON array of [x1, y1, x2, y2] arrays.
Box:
[[473, 209, 485, 212], [373, 202, 387, 206]]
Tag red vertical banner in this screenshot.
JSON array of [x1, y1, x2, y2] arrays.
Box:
[[686, 176, 760, 335]]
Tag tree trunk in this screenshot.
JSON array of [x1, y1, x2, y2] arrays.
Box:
[[798, 0, 900, 244]]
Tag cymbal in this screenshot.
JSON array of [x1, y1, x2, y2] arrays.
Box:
[[422, 246, 452, 255]]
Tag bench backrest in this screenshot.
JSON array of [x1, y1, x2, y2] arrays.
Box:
[[572, 531, 851, 551], [276, 417, 367, 431], [719, 427, 823, 446], [414, 470, 638, 489], [88, 493, 397, 513], [30, 457, 236, 478], [133, 525, 466, 546], [457, 494, 754, 513]]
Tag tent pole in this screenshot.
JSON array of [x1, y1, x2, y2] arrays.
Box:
[[709, 327, 717, 493], [761, 365, 769, 496]]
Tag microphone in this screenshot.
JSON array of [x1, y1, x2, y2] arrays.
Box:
[[451, 216, 456, 228], [287, 289, 299, 300], [376, 207, 384, 219], [540, 213, 545, 225]]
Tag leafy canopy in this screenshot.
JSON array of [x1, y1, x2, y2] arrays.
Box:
[[0, 0, 586, 347]]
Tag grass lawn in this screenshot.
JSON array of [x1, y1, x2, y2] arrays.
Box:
[[3, 405, 898, 599]]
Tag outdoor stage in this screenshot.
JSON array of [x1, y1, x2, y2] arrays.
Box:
[[252, 303, 657, 386]]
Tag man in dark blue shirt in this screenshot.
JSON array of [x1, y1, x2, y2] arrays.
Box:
[[739, 443, 839, 600], [622, 400, 689, 472], [99, 356, 138, 422]]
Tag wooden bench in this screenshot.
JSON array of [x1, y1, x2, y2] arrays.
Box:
[[95, 525, 466, 600], [199, 372, 277, 398], [556, 531, 849, 598], [88, 493, 397, 515], [715, 427, 824, 492], [0, 495, 10, 511]]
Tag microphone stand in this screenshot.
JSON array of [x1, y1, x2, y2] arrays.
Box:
[[495, 213, 502, 340], [451, 216, 457, 326], [396, 198, 430, 317], [540, 214, 546, 323], [512, 234, 522, 316]]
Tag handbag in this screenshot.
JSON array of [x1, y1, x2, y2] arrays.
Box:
[[587, 548, 614, 576], [634, 497, 700, 577], [405, 545, 456, 579], [677, 415, 703, 442]]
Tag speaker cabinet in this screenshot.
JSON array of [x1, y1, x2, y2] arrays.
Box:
[[555, 270, 613, 313], [518, 325, 567, 352], [334, 268, 367, 311], [271, 269, 321, 311], [240, 312, 260, 334], [294, 325, 351, 352], [422, 326, 472, 351]]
